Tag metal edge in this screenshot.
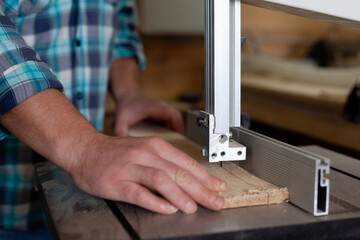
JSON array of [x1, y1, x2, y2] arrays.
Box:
[[314, 160, 330, 216], [231, 127, 330, 216]]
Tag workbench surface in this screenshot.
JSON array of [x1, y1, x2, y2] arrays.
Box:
[[35, 146, 360, 240]]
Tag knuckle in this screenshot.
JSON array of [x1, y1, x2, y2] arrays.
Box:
[[129, 139, 153, 154], [151, 136, 163, 144], [125, 146, 155, 164], [119, 183, 133, 196], [196, 186, 215, 204], [151, 170, 168, 186], [133, 187, 147, 203], [100, 169, 125, 186], [144, 136, 155, 145], [186, 158, 200, 170], [177, 153, 201, 171], [174, 168, 191, 185], [146, 136, 165, 146], [126, 147, 146, 160], [123, 148, 137, 159], [202, 188, 215, 200]]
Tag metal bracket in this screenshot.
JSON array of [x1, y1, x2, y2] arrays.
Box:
[[197, 111, 246, 162]]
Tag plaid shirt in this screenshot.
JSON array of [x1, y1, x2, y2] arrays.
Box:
[[0, 0, 145, 231]]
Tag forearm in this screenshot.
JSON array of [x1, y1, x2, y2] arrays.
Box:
[[109, 57, 142, 101], [0, 89, 99, 173]]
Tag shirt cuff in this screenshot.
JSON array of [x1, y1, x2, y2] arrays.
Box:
[[0, 61, 63, 140], [112, 42, 146, 72]]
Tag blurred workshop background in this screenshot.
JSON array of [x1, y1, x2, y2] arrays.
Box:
[[105, 0, 360, 159]]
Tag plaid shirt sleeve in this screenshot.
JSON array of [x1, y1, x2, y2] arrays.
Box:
[[0, 15, 63, 140], [112, 0, 146, 71]]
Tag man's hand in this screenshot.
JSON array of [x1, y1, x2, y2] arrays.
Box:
[[114, 92, 183, 136], [109, 58, 183, 136], [71, 134, 226, 214], [0, 89, 226, 214]]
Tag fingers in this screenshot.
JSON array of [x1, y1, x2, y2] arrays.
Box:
[[133, 165, 199, 213], [144, 101, 184, 134], [128, 163, 224, 212], [173, 168, 224, 211], [118, 181, 179, 214], [167, 108, 184, 134], [173, 154, 226, 192], [145, 137, 227, 192], [114, 98, 184, 136]]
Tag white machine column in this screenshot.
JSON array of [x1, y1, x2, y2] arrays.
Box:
[[205, 0, 230, 133], [200, 0, 245, 163], [230, 0, 241, 127], [205, 0, 242, 131]]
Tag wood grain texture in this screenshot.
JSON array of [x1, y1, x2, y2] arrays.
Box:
[[129, 123, 289, 209]]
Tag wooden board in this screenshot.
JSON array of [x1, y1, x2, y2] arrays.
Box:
[[129, 124, 289, 209]]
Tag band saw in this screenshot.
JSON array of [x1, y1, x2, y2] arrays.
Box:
[[34, 1, 360, 239]]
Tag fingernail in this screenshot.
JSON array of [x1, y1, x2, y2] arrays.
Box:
[[167, 204, 178, 213], [213, 195, 225, 209], [218, 181, 227, 191], [185, 201, 197, 214]]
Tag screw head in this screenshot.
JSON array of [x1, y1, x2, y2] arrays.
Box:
[[201, 148, 207, 157], [197, 116, 208, 127]]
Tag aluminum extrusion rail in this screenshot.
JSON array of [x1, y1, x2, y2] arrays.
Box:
[[232, 127, 330, 216]]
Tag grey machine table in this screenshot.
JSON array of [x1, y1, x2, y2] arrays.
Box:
[[35, 145, 360, 240]]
